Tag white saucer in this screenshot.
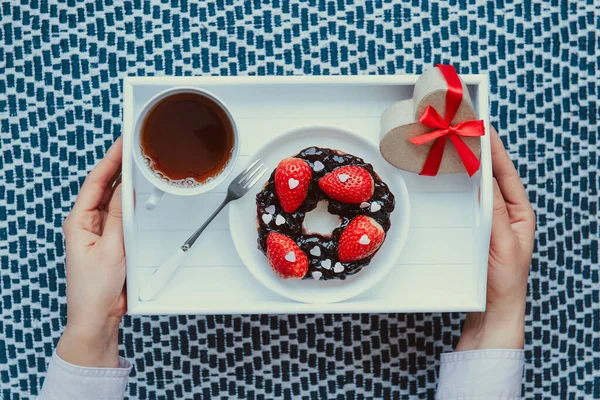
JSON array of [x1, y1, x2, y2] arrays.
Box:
[[228, 125, 410, 304]]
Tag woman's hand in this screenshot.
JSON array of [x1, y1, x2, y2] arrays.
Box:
[[56, 137, 126, 367], [457, 127, 536, 351]]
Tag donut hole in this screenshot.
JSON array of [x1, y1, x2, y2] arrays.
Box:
[[302, 200, 341, 236]]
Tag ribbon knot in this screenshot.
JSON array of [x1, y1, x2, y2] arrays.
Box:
[[408, 64, 485, 177]]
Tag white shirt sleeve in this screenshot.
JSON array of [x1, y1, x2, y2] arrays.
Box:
[[38, 352, 132, 400], [436, 349, 524, 399]]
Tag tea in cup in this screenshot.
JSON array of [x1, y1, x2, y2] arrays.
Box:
[[133, 88, 239, 209]]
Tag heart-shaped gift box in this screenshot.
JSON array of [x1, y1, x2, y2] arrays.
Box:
[[380, 65, 485, 176]]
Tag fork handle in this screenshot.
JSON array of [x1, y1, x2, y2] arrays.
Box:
[[139, 247, 188, 301], [139, 197, 231, 301], [182, 197, 230, 250]]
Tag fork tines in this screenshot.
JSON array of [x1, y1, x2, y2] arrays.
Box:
[[237, 159, 268, 190]]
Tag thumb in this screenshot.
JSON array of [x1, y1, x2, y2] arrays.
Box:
[[103, 184, 124, 249], [490, 179, 514, 255]]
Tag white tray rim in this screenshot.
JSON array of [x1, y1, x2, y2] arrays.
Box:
[[123, 74, 492, 315]]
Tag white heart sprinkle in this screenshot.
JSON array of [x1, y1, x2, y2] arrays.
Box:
[[334, 262, 344, 273], [261, 214, 272, 224], [288, 178, 299, 189], [310, 246, 321, 257], [359, 234, 371, 245], [359, 202, 370, 209], [275, 215, 286, 226], [370, 202, 381, 212], [285, 251, 296, 262], [321, 259, 332, 270], [338, 174, 350, 183], [265, 205, 276, 214], [313, 161, 325, 172], [312, 271, 323, 280]]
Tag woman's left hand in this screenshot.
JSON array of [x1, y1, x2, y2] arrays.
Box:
[[56, 137, 127, 368]]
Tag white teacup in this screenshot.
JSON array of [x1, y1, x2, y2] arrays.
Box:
[[133, 87, 239, 210]]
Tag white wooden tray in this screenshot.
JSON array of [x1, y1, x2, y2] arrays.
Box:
[[123, 75, 492, 315]]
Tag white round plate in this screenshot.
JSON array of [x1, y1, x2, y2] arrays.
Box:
[[229, 125, 410, 304]]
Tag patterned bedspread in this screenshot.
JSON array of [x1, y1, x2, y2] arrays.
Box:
[[1, 1, 598, 398]]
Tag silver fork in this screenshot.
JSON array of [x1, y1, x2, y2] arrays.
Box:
[[139, 159, 268, 301]]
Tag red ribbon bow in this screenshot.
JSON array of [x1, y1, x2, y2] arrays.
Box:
[[409, 64, 485, 177]]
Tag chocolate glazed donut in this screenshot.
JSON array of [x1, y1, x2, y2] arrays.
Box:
[[256, 147, 395, 280]]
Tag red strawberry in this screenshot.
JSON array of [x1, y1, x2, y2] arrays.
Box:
[[266, 232, 309, 279], [274, 158, 312, 213], [338, 216, 385, 262], [318, 166, 374, 204]]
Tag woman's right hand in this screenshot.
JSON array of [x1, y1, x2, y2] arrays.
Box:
[[457, 126, 536, 351]]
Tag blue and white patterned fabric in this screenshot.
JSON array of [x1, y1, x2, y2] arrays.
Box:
[[1, 1, 598, 398]]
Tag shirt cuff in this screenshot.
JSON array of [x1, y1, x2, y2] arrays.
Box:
[[436, 349, 524, 400], [38, 352, 132, 400]]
